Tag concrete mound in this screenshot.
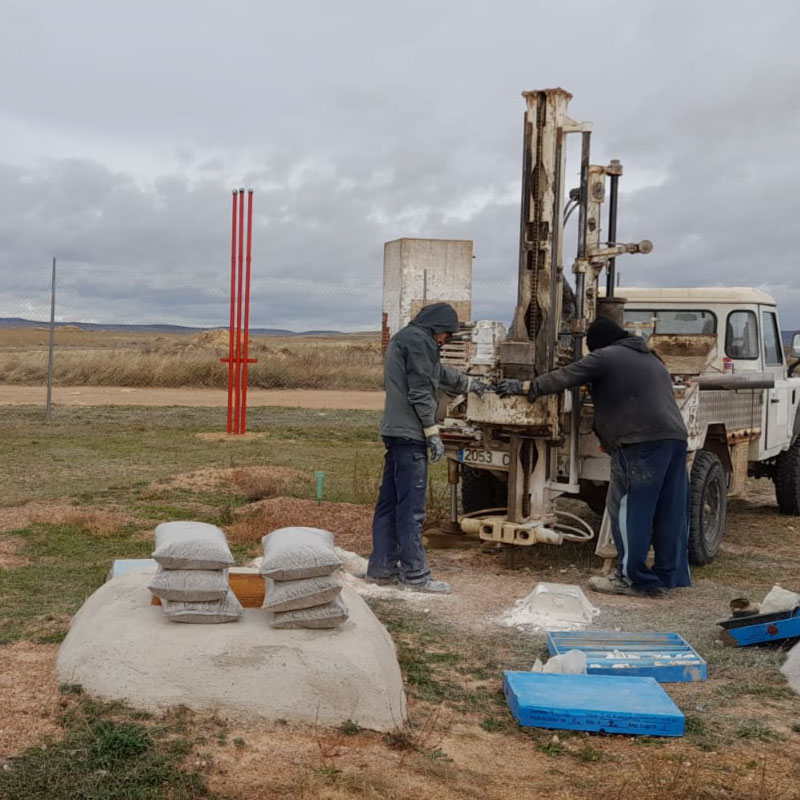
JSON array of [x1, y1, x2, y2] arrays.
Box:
[[56, 570, 406, 731]]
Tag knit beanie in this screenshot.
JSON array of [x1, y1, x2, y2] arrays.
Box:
[[586, 317, 628, 352]]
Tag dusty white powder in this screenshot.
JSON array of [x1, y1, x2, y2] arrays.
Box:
[[499, 582, 600, 631]]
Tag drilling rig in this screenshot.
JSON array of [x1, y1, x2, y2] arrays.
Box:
[[433, 87, 800, 563], [439, 87, 654, 548]]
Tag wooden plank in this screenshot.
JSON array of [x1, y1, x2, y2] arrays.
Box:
[[151, 572, 265, 608]]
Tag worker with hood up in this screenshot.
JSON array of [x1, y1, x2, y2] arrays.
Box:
[[497, 316, 691, 598], [367, 302, 489, 594]]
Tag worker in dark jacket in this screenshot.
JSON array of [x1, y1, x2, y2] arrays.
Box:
[[497, 316, 691, 598], [367, 303, 488, 594]]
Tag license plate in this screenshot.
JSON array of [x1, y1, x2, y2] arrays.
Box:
[[457, 447, 510, 468]]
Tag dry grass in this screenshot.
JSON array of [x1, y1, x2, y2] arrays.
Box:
[[0, 500, 135, 537], [0, 328, 383, 390], [0, 535, 28, 567], [0, 642, 62, 761], [146, 466, 312, 499], [227, 497, 373, 554]]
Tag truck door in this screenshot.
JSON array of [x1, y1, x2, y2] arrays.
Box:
[[760, 306, 790, 452]]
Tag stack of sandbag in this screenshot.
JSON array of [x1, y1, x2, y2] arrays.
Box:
[[260, 527, 348, 629], [149, 521, 242, 624]]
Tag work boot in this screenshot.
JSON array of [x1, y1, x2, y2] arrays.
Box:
[[400, 579, 452, 595], [588, 574, 665, 598], [364, 574, 398, 586]]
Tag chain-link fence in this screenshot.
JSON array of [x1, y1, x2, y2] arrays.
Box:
[[1, 264, 517, 395]]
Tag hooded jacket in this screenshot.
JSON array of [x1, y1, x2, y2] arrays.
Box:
[[380, 303, 469, 441], [529, 336, 687, 450]]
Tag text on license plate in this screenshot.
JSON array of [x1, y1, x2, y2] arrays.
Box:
[[457, 448, 510, 467]]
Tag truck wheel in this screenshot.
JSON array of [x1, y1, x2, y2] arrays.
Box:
[[579, 480, 608, 515], [689, 450, 727, 565], [774, 437, 800, 515], [461, 466, 506, 515]]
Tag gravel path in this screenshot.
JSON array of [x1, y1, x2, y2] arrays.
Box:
[[0, 385, 384, 410]]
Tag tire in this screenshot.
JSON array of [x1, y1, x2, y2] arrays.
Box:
[[689, 450, 727, 565], [461, 466, 507, 515], [579, 480, 608, 515], [775, 437, 800, 515]]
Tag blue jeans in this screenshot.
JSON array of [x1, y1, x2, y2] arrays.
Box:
[[367, 436, 431, 585], [607, 439, 692, 590]]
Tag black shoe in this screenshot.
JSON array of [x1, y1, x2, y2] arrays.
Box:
[[589, 575, 668, 598], [641, 586, 669, 599]]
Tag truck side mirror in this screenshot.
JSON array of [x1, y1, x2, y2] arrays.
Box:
[[793, 333, 800, 358]]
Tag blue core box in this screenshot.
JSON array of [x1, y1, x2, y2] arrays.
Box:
[[503, 671, 685, 737], [546, 630, 707, 682]]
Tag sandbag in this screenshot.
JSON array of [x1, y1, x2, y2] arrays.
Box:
[[162, 589, 243, 624], [262, 574, 342, 613], [148, 567, 229, 602], [152, 521, 234, 569], [260, 527, 342, 580], [267, 595, 349, 629]]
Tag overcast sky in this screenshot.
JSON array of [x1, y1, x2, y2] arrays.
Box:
[[1, 0, 799, 331]]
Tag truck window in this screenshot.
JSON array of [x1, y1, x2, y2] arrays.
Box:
[[725, 310, 759, 360], [762, 310, 783, 366], [623, 309, 716, 340]]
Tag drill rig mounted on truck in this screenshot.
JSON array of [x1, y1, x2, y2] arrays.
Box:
[[439, 88, 800, 563], [440, 87, 654, 547]]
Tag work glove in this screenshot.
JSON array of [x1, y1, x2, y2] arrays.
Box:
[[427, 433, 445, 463], [468, 378, 490, 398], [496, 378, 527, 398]]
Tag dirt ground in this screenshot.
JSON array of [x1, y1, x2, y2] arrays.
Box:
[[3, 466, 800, 797], [0, 385, 384, 410]]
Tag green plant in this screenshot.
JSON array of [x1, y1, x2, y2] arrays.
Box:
[[337, 720, 363, 736], [575, 744, 606, 763], [536, 737, 567, 757], [479, 717, 505, 733], [735, 719, 784, 742], [684, 715, 707, 735], [0, 698, 209, 800]]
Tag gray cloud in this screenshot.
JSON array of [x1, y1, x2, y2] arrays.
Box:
[[1, 0, 799, 330]]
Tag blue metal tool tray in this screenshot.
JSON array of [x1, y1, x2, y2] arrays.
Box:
[[504, 671, 685, 737], [717, 606, 800, 646], [546, 630, 707, 682]]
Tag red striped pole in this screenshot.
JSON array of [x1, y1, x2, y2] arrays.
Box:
[[233, 188, 245, 433], [226, 191, 238, 434], [240, 189, 254, 433]]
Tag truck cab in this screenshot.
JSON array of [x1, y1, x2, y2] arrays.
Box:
[[621, 287, 800, 461]]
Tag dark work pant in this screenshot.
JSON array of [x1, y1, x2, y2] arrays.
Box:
[[607, 439, 692, 590], [367, 436, 431, 585]]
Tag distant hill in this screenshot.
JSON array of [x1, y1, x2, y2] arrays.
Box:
[[783, 330, 799, 346], [0, 318, 340, 336]]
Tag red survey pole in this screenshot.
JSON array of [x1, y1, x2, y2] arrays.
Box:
[[234, 189, 245, 433], [221, 188, 258, 434], [226, 191, 238, 434], [241, 189, 254, 432]]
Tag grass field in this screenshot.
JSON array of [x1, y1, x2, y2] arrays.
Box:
[[1, 404, 800, 799], [0, 327, 384, 390]]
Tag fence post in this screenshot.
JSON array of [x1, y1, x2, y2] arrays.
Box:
[[45, 257, 56, 422]]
